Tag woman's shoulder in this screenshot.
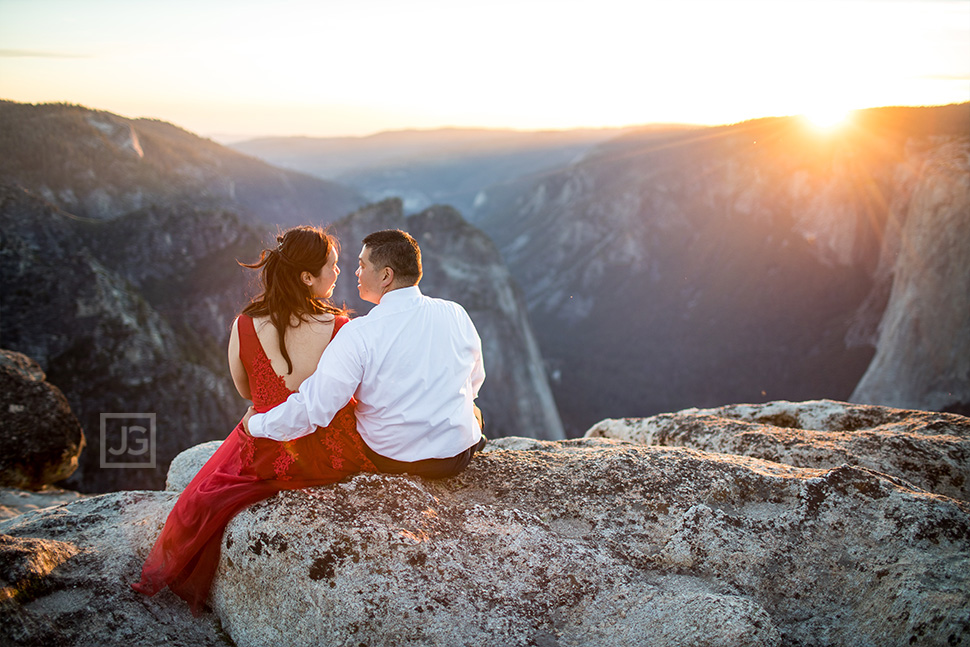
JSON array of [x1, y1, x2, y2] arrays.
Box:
[[232, 313, 255, 332]]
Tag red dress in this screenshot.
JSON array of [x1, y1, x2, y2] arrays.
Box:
[[133, 314, 375, 614]]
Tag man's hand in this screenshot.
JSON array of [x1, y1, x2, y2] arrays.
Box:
[[241, 405, 257, 437]]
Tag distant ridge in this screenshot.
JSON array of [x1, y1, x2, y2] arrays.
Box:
[[0, 100, 365, 226], [231, 125, 644, 215]]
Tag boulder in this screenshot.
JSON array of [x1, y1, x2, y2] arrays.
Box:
[[212, 457, 779, 647], [585, 399, 970, 501], [165, 441, 222, 492], [1, 433, 967, 647], [0, 349, 85, 489], [0, 490, 227, 646], [211, 437, 967, 647]]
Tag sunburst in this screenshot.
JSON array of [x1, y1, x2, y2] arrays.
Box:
[[803, 107, 853, 130]]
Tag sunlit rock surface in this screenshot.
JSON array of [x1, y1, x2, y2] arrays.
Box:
[[211, 438, 968, 647], [586, 399, 970, 501]]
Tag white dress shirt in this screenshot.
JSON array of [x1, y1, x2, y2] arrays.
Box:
[[248, 286, 485, 461]]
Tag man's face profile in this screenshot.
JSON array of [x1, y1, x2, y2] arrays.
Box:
[[356, 245, 385, 304]]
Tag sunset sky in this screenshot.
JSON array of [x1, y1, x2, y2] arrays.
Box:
[[1, 0, 968, 142]]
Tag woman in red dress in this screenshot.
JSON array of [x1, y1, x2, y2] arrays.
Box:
[[133, 226, 375, 614]]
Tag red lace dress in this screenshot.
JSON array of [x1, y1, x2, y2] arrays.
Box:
[[133, 314, 375, 614]]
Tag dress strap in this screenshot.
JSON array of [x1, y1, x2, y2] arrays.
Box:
[[236, 314, 259, 373], [331, 315, 350, 340]]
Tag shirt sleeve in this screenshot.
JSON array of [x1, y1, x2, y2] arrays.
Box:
[[464, 310, 486, 398], [249, 326, 365, 441]]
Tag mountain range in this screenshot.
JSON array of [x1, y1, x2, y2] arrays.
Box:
[[3, 98, 967, 477], [237, 105, 970, 434]]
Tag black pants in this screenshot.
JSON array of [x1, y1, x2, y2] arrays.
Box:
[[364, 436, 487, 479]]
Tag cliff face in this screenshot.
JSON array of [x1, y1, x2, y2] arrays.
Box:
[[0, 101, 364, 226], [473, 105, 970, 433], [850, 138, 970, 413], [0, 185, 258, 492], [329, 200, 565, 441]]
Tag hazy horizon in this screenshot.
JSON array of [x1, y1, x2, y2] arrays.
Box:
[[1, 0, 967, 142]]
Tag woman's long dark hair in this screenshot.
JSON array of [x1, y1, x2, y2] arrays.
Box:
[[240, 226, 346, 375]]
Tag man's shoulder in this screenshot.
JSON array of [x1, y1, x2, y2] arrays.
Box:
[[422, 294, 473, 318], [422, 293, 461, 308]]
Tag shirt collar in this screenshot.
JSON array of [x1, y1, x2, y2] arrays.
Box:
[[375, 285, 423, 311]]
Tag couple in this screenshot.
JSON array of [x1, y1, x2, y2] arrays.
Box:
[[133, 227, 485, 614]]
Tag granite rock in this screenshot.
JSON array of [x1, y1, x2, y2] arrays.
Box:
[[0, 350, 85, 489], [851, 138, 970, 413], [211, 436, 968, 647], [2, 432, 967, 647], [585, 399, 970, 500], [0, 490, 227, 647], [165, 441, 223, 492]]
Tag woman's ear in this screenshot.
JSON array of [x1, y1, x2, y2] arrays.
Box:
[[301, 271, 313, 286]]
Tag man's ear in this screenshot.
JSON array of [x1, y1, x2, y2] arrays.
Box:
[[381, 266, 395, 288]]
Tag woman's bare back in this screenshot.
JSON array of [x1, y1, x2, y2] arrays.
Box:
[[253, 314, 336, 391]]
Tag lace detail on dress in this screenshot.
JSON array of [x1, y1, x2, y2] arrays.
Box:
[[274, 444, 298, 480], [249, 352, 292, 412], [321, 432, 346, 470], [240, 431, 256, 467]]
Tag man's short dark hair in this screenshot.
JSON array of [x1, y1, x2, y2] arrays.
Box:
[[362, 229, 422, 285]]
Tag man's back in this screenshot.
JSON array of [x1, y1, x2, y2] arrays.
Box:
[[333, 287, 484, 461]]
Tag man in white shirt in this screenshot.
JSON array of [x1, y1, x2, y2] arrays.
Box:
[[243, 229, 486, 478]]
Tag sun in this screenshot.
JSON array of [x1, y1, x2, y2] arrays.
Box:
[[802, 107, 853, 130]]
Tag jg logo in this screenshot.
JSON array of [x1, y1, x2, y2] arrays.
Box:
[[100, 413, 156, 468]]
